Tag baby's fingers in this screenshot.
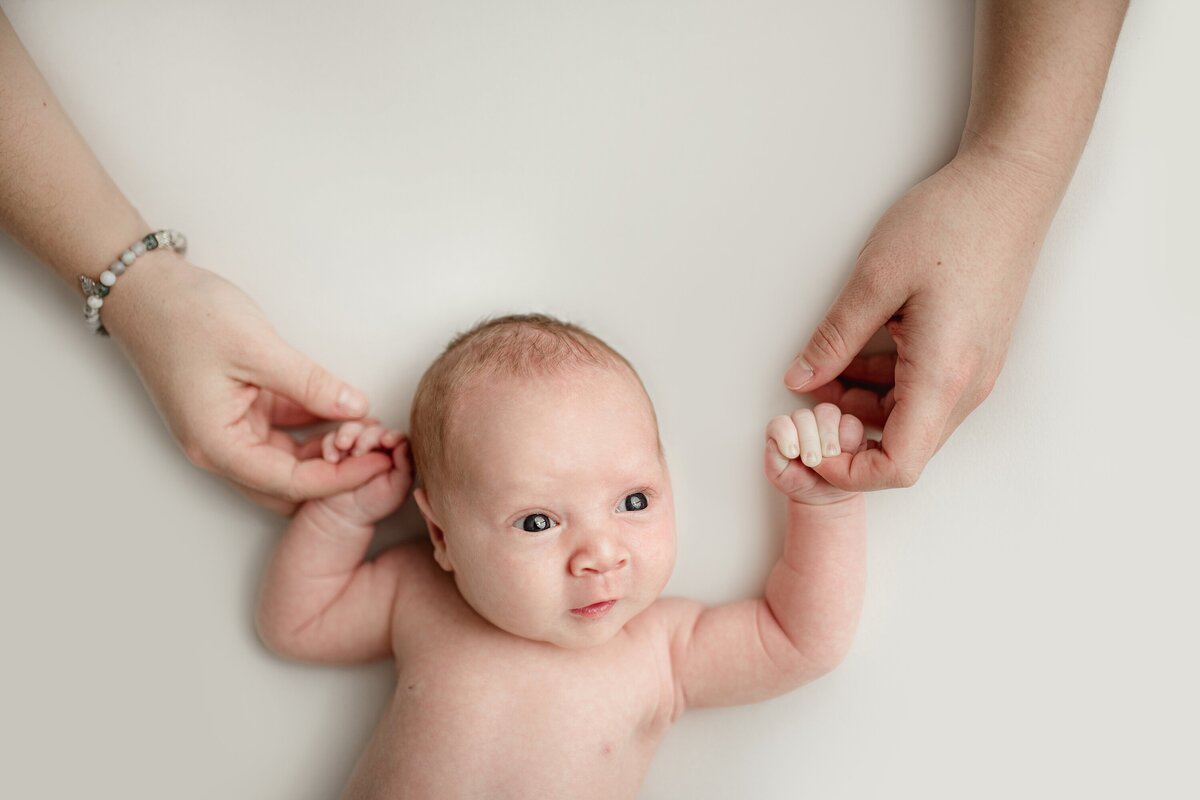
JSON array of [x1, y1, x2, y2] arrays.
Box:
[[790, 408, 822, 467], [352, 424, 391, 456], [334, 420, 369, 451], [766, 415, 800, 475], [814, 403, 842, 459]]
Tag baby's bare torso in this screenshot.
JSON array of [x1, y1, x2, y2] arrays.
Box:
[[339, 540, 678, 800]]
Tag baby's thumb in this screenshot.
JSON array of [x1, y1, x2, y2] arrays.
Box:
[[256, 339, 369, 421], [784, 267, 903, 394]]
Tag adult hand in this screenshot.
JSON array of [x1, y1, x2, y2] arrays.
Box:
[[783, 150, 1058, 492], [103, 255, 392, 514]]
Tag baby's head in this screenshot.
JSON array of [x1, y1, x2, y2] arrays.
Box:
[[410, 314, 675, 649]]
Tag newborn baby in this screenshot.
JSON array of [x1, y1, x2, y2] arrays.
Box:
[[256, 314, 869, 799]]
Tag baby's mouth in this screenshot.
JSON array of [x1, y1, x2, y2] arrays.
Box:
[[570, 600, 617, 619]]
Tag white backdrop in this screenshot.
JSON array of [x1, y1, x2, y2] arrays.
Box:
[[1, 2, 1195, 797]]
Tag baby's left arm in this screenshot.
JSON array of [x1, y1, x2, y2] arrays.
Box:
[[256, 421, 413, 665], [661, 404, 868, 711]]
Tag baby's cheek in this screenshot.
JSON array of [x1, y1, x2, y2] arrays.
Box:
[[640, 526, 677, 592]]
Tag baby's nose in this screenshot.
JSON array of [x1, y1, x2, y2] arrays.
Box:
[[568, 533, 629, 576]]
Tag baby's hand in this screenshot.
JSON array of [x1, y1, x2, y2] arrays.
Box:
[[765, 403, 871, 505], [304, 420, 412, 525]]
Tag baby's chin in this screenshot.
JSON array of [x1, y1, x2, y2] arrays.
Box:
[[485, 596, 660, 650]]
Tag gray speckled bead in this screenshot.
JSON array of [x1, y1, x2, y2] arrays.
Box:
[[79, 229, 187, 334]]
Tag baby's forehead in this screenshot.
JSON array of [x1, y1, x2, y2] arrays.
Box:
[[455, 361, 647, 411], [444, 364, 660, 464]]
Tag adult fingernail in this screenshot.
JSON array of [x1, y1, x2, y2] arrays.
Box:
[[784, 358, 814, 390], [337, 386, 367, 415]]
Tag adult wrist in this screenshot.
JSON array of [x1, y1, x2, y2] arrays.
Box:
[[954, 128, 1072, 201], [97, 247, 194, 344], [946, 141, 1068, 232]]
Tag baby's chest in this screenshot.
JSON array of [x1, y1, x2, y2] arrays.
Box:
[[388, 633, 671, 783]]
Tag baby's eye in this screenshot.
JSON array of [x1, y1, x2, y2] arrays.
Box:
[[618, 492, 649, 512], [515, 513, 557, 533]]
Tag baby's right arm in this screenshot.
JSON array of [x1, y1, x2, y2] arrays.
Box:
[[255, 421, 416, 664], [660, 404, 869, 710]]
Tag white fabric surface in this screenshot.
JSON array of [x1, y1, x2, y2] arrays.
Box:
[[0, 2, 1195, 797]]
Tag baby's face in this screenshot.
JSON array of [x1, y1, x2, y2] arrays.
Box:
[[420, 365, 675, 649]]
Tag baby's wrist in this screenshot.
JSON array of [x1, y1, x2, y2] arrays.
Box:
[[298, 495, 378, 538], [786, 492, 864, 515]]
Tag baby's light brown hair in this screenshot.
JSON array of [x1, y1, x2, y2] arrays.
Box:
[[409, 313, 653, 496]]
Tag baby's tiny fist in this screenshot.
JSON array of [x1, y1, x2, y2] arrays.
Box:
[[323, 418, 399, 464]]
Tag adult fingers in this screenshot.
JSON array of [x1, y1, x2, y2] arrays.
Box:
[[784, 265, 906, 394], [834, 387, 896, 430], [809, 350, 961, 492], [252, 337, 370, 422], [269, 395, 324, 428], [838, 351, 897, 386], [228, 442, 393, 503], [802, 382, 895, 430], [867, 360, 961, 488]]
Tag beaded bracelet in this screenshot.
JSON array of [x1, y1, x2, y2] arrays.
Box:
[[78, 229, 188, 335]]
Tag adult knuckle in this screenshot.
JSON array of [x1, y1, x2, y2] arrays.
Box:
[[810, 317, 850, 361], [301, 362, 328, 404], [896, 463, 922, 488]]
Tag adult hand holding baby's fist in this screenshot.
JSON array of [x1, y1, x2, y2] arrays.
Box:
[[304, 421, 412, 526], [783, 149, 1063, 493], [103, 261, 393, 513]]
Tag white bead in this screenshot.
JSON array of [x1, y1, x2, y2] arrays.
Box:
[[100, 270, 117, 287], [112, 261, 126, 276], [132, 241, 146, 256], [120, 250, 136, 265], [87, 295, 104, 309]]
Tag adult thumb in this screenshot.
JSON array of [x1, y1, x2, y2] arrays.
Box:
[[255, 338, 370, 421], [784, 268, 903, 393]]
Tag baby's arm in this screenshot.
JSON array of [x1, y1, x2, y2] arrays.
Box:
[[255, 421, 415, 664], [664, 403, 868, 710]]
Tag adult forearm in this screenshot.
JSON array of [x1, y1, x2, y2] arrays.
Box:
[[0, 11, 150, 288], [957, 0, 1128, 197], [763, 495, 866, 673]]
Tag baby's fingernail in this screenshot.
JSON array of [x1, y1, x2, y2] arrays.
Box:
[[785, 444, 800, 459], [824, 443, 840, 457], [784, 358, 814, 390], [802, 452, 820, 467], [337, 387, 367, 415]]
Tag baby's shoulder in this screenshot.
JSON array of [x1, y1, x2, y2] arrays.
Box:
[[624, 595, 707, 658], [383, 537, 446, 599]]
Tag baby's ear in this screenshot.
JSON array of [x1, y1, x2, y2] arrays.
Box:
[[413, 487, 453, 573]]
